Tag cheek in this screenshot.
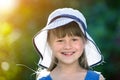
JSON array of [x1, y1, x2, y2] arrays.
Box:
[[50, 44, 61, 53], [75, 42, 85, 51]]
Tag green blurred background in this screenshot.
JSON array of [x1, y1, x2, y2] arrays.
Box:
[[0, 0, 120, 80]]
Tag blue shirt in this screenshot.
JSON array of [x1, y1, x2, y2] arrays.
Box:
[[39, 70, 100, 80]]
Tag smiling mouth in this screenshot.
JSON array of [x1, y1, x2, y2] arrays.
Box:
[[61, 52, 75, 56]]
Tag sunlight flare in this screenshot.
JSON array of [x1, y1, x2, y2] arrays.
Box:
[[0, 0, 19, 14]]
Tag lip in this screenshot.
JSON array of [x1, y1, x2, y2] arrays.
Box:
[[61, 52, 75, 56]]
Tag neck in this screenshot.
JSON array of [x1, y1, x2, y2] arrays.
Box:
[[50, 61, 87, 80], [53, 61, 85, 74]]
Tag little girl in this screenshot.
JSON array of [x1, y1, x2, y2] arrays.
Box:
[[33, 8, 105, 80]]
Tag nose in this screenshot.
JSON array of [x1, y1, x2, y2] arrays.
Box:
[[63, 40, 72, 49]]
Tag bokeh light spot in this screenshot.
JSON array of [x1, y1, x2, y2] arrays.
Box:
[[1, 62, 10, 71], [0, 22, 12, 35]]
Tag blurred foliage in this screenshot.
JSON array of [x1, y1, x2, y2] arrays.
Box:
[[0, 0, 120, 80]]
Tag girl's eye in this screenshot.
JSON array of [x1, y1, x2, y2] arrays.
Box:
[[72, 38, 78, 41], [72, 37, 80, 41], [56, 39, 63, 42]]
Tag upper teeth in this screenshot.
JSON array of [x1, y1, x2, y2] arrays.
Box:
[[62, 52, 74, 54]]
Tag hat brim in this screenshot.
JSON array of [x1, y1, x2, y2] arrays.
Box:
[[33, 18, 103, 68]]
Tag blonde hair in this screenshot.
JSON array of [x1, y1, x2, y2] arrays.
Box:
[[47, 21, 89, 71]]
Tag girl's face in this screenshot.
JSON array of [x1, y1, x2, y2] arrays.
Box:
[[49, 34, 85, 65], [47, 22, 88, 70]]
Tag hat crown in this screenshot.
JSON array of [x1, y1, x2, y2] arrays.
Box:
[[47, 8, 87, 28]]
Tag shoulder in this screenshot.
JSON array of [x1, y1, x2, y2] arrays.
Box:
[[93, 71, 105, 80], [36, 69, 51, 80], [87, 70, 99, 77], [85, 70, 105, 80], [99, 74, 105, 80], [39, 75, 52, 80]]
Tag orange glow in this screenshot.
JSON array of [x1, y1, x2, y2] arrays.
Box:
[[0, 0, 19, 15]]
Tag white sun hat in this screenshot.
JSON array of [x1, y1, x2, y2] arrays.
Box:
[[33, 8, 104, 68]]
